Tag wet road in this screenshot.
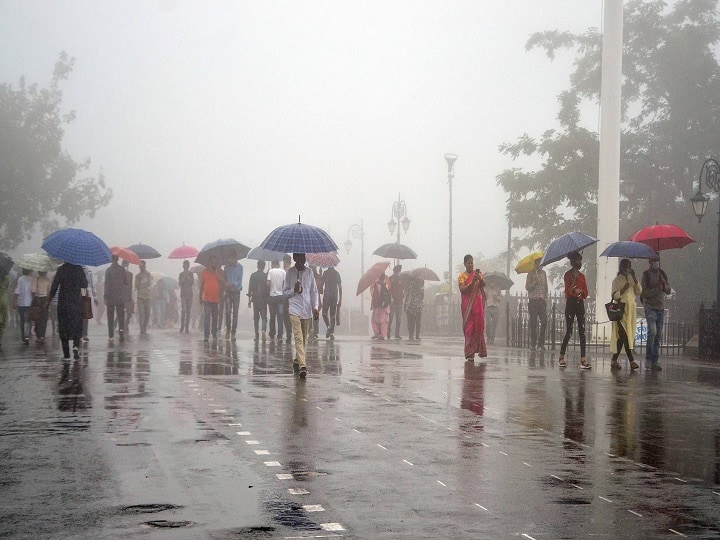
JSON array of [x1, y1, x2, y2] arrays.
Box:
[[1, 324, 720, 539]]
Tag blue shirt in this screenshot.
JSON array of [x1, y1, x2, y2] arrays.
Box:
[[224, 263, 243, 292]]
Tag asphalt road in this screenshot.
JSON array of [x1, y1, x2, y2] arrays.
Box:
[[1, 322, 719, 539]]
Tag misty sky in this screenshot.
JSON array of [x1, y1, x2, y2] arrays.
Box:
[[1, 1, 602, 301]]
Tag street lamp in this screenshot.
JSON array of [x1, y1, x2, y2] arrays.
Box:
[[690, 157, 720, 308], [444, 153, 458, 296], [345, 220, 365, 314], [389, 194, 410, 243]]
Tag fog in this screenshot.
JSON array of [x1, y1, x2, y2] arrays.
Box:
[[1, 1, 601, 304]]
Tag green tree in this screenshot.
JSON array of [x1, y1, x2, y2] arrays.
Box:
[[497, 0, 720, 319], [0, 52, 112, 250]]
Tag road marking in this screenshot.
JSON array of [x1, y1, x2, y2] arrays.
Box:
[[599, 496, 613, 503], [228, 423, 242, 426], [523, 463, 532, 467], [334, 417, 341, 422], [316, 406, 324, 410], [474, 503, 488, 511], [213, 409, 228, 413], [674, 477, 687, 483], [254, 450, 270, 455], [668, 529, 687, 537], [276, 474, 293, 480], [245, 440, 260, 445], [377, 444, 387, 450], [437, 480, 446, 487], [288, 488, 309, 495], [320, 523, 345, 531], [713, 491, 720, 496], [571, 484, 583, 490], [303, 505, 325, 512], [521, 534, 537, 540], [481, 443, 489, 448], [352, 429, 361, 434], [551, 475, 563, 481], [628, 510, 643, 517], [236, 431, 251, 435], [403, 460, 414, 466], [499, 451, 508, 456], [264, 461, 282, 467]]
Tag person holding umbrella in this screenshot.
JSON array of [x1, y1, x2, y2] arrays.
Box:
[[135, 261, 153, 335], [525, 258, 549, 351], [610, 258, 642, 371], [458, 254, 487, 361], [283, 253, 319, 378], [199, 256, 226, 342], [558, 251, 590, 369], [640, 257, 672, 371], [45, 262, 88, 360]]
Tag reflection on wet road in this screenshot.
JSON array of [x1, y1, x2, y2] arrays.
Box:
[[1, 327, 719, 538]]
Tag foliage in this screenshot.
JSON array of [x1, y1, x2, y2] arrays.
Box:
[[496, 0, 720, 319], [0, 52, 112, 250]]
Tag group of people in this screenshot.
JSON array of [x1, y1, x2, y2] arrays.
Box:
[[369, 265, 425, 341]]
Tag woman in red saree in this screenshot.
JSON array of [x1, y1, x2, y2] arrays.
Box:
[[458, 254, 487, 360]]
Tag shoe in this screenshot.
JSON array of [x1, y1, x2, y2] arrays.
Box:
[[395, 335, 401, 340], [225, 330, 230, 340], [23, 338, 30, 345], [82, 337, 89, 343], [299, 366, 307, 379], [558, 355, 567, 367], [254, 336, 259, 342], [292, 362, 300, 375], [537, 345, 545, 351], [610, 360, 621, 370], [326, 329, 331, 338], [648, 363, 662, 371], [286, 337, 292, 344], [73, 347, 80, 360], [262, 331, 266, 342], [629, 360, 640, 370], [231, 333, 236, 341], [465, 356, 474, 362], [108, 337, 114, 343], [580, 358, 591, 370], [119, 331, 124, 342]]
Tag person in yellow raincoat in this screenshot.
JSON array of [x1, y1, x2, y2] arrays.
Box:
[[610, 258, 642, 370]]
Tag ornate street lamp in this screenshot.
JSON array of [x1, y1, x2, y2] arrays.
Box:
[[346, 220, 365, 314], [389, 194, 409, 244]]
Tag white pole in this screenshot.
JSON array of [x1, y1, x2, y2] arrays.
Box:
[[595, 0, 623, 334]]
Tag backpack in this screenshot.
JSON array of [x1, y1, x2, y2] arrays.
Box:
[[379, 283, 391, 308]]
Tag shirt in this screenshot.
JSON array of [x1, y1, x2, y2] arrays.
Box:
[[178, 270, 194, 299], [104, 262, 127, 304], [563, 269, 588, 300], [284, 265, 319, 319], [200, 268, 223, 303], [389, 274, 404, 304], [14, 275, 33, 307], [135, 270, 153, 300], [248, 270, 268, 303], [224, 263, 243, 293], [525, 268, 548, 301], [640, 268, 671, 310], [267, 268, 286, 297], [322, 268, 342, 300]]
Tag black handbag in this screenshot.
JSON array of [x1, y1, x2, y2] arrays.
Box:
[[605, 299, 625, 322]]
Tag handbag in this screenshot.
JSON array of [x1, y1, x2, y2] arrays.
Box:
[[81, 291, 93, 320], [605, 299, 625, 322]]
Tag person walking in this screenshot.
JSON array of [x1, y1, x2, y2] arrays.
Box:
[[223, 249, 243, 340], [0, 270, 9, 350], [81, 267, 98, 342], [484, 283, 502, 345], [135, 261, 152, 335], [404, 276, 424, 341], [247, 260, 269, 342], [284, 253, 319, 378], [267, 260, 286, 342], [282, 254, 293, 344], [104, 254, 127, 343], [178, 260, 194, 333], [121, 260, 134, 334], [640, 257, 671, 371], [370, 274, 391, 340], [32, 271, 52, 342], [13, 268, 33, 345], [321, 265, 342, 339], [610, 258, 642, 370], [558, 251, 590, 369], [200, 255, 225, 342], [458, 254, 487, 361], [525, 258, 548, 351], [45, 262, 87, 360], [387, 265, 404, 339]]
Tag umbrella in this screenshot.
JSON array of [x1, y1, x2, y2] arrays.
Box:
[[484, 270, 514, 290], [246, 246, 287, 262], [16, 253, 61, 272], [41, 228, 112, 266], [128, 243, 161, 259], [540, 232, 598, 266], [356, 261, 391, 295], [196, 238, 251, 266], [409, 267, 440, 281], [515, 252, 544, 274], [306, 252, 340, 268], [600, 241, 659, 259], [0, 252, 14, 277], [190, 265, 206, 274], [168, 244, 199, 260], [628, 223, 695, 251], [372, 242, 418, 260], [159, 276, 179, 290], [110, 246, 141, 265], [259, 221, 339, 254]]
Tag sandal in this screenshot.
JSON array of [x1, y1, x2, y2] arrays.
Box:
[[558, 355, 567, 367], [580, 357, 591, 369], [610, 360, 621, 370]]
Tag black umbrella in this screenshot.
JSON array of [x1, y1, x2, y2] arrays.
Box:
[[128, 243, 162, 259], [372, 242, 418, 260], [484, 271, 514, 290], [0, 252, 14, 277], [196, 238, 251, 266]]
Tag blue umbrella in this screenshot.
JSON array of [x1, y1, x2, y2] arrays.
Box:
[[541, 231, 598, 266], [41, 228, 112, 266], [128, 243, 162, 259], [600, 241, 659, 259], [246, 246, 287, 262], [196, 238, 251, 266], [259, 222, 338, 254]]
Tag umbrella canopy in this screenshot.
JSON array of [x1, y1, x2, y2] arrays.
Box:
[[246, 246, 287, 262], [628, 223, 695, 251], [484, 270, 514, 290], [306, 252, 340, 268], [16, 253, 61, 272], [408, 267, 440, 281], [356, 261, 391, 295], [168, 244, 199, 260], [541, 232, 598, 266], [515, 252, 544, 274], [372, 242, 418, 260], [110, 246, 141, 265], [259, 222, 338, 254], [190, 264, 206, 274], [196, 238, 251, 266], [159, 276, 179, 290], [42, 228, 112, 266], [0, 252, 14, 277], [600, 241, 660, 259], [128, 243, 161, 259]]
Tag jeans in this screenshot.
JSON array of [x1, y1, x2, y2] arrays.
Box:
[[388, 303, 402, 337], [322, 296, 338, 336], [644, 307, 664, 364], [528, 298, 547, 349], [252, 300, 268, 337], [406, 311, 422, 339], [137, 297, 151, 334], [268, 296, 285, 339], [180, 295, 192, 332], [225, 291, 241, 336], [17, 306, 30, 342], [560, 298, 585, 357], [203, 301, 219, 339], [106, 302, 125, 339]]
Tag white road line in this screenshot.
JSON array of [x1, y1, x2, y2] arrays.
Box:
[[499, 451, 508, 456], [303, 505, 325, 512], [213, 409, 228, 413], [377, 444, 387, 450], [352, 429, 361, 434], [599, 496, 613, 503], [264, 461, 281, 467], [334, 417, 341, 422], [228, 423, 242, 426], [316, 406, 324, 410], [236, 431, 251, 435], [674, 477, 687, 483], [276, 473, 293, 480], [254, 450, 270, 455], [713, 491, 720, 496], [571, 484, 583, 490], [288, 488, 309, 495], [320, 523, 346, 531], [551, 475, 563, 481], [245, 440, 260, 445], [481, 443, 489, 447], [437, 480, 446, 487], [628, 510, 643, 517], [521, 534, 537, 540], [474, 503, 488, 511], [668, 529, 687, 537], [523, 463, 532, 467], [403, 460, 414, 466]]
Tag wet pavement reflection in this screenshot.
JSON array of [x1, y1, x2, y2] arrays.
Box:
[[1, 325, 719, 538]]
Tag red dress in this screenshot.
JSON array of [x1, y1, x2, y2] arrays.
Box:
[[458, 271, 487, 359]]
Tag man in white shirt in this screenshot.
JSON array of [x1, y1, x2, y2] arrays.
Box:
[[266, 260, 286, 342], [13, 268, 33, 345], [283, 253, 319, 378]]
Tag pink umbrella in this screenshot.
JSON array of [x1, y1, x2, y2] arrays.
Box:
[[306, 252, 340, 268], [168, 244, 199, 260]]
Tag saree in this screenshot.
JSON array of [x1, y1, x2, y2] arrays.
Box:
[[459, 271, 487, 358]]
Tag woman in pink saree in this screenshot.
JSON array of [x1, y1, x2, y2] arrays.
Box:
[[458, 254, 487, 360]]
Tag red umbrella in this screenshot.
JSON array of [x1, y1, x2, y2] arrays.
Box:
[[628, 224, 695, 251], [168, 244, 200, 260], [110, 246, 141, 265], [356, 261, 391, 295]]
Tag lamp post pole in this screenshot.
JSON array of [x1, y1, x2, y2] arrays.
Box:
[[445, 154, 458, 297], [345, 220, 365, 315], [691, 158, 720, 308]]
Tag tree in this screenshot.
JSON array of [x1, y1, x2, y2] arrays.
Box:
[[496, 0, 720, 320], [0, 52, 112, 250]]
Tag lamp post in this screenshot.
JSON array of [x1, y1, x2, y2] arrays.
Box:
[[388, 193, 410, 244], [344, 220, 365, 314], [444, 154, 458, 297], [690, 158, 720, 308]]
